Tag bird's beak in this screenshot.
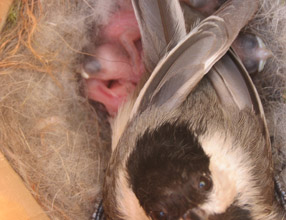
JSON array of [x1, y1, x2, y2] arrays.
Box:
[[183, 207, 208, 220]]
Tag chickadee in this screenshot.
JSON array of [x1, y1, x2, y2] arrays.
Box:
[[99, 0, 284, 219]]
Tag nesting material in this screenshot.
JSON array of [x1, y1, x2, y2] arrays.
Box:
[[0, 0, 113, 219], [249, 0, 286, 179], [0, 0, 286, 220]]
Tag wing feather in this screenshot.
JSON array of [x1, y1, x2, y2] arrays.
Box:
[[131, 0, 259, 116], [132, 0, 186, 72]]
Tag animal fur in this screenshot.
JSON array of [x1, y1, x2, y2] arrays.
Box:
[[0, 0, 286, 219]]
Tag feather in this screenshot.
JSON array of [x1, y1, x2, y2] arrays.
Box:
[[208, 49, 271, 158], [130, 0, 259, 117], [208, 50, 257, 112], [132, 0, 186, 72]]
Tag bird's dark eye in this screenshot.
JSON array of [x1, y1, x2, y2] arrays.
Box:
[[150, 211, 168, 220], [198, 174, 212, 191]]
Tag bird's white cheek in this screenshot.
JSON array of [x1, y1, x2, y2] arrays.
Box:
[[199, 133, 239, 214], [202, 163, 237, 214]]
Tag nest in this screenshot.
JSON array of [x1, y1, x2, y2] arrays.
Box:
[[249, 0, 286, 178], [0, 0, 286, 219]]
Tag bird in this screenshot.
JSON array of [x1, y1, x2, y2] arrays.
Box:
[[80, 0, 271, 117], [98, 0, 285, 219]]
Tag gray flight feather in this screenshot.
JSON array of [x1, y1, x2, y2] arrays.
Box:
[[208, 49, 271, 158], [132, 0, 186, 72], [131, 0, 259, 117]]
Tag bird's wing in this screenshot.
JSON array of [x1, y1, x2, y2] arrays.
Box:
[[208, 49, 272, 157], [209, 50, 261, 114], [130, 0, 259, 117], [132, 0, 186, 72]]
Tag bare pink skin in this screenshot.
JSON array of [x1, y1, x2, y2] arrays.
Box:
[[83, 0, 271, 117], [84, 10, 144, 116]]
